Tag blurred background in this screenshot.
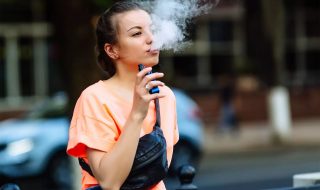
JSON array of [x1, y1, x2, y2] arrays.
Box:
[[0, 0, 320, 190]]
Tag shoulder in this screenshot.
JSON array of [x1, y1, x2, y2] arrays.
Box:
[[79, 80, 106, 101], [81, 80, 103, 96], [72, 81, 112, 119], [72, 81, 107, 112]]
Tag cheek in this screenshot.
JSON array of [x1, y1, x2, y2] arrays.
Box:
[[124, 47, 143, 59], [121, 40, 143, 54]]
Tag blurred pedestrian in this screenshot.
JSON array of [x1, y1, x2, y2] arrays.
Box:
[[217, 74, 239, 134], [66, 1, 179, 190]]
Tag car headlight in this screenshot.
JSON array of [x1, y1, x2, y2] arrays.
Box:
[[7, 138, 34, 157]]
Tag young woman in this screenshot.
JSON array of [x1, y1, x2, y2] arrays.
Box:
[[66, 1, 179, 190]]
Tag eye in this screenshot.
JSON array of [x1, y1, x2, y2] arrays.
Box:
[[132, 32, 142, 37]]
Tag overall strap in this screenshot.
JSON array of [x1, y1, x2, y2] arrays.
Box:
[[154, 98, 161, 127], [78, 157, 94, 177]]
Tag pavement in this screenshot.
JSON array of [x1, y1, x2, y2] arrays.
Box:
[[202, 118, 320, 154]]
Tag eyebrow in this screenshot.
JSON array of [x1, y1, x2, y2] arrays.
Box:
[[127, 26, 142, 32]]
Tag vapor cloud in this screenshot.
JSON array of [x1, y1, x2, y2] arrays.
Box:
[[138, 0, 217, 52]]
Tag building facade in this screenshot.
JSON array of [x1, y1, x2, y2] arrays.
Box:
[[1, 0, 320, 123]]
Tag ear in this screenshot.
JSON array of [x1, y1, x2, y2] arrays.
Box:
[[104, 43, 119, 60]]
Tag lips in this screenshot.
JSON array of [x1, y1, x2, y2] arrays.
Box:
[[147, 49, 159, 54]]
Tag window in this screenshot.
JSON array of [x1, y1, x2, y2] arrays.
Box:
[[19, 37, 35, 96], [160, 2, 245, 90], [210, 55, 233, 75], [0, 23, 51, 109], [284, 0, 320, 86], [173, 55, 198, 77], [209, 21, 234, 42]]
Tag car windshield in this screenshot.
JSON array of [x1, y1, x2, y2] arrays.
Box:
[[25, 92, 68, 119]]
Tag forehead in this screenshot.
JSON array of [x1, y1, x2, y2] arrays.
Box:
[[115, 9, 152, 31]]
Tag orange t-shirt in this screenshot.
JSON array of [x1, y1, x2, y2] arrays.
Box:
[[67, 80, 179, 190]]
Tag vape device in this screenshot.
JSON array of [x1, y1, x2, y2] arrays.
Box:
[[138, 64, 160, 94]]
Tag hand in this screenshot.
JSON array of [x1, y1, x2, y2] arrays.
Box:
[[131, 67, 165, 121]]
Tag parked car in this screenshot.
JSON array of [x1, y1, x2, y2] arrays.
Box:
[[0, 92, 71, 189], [0, 89, 204, 189], [170, 88, 204, 175]]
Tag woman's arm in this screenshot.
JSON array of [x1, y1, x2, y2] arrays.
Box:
[[86, 68, 165, 190], [86, 115, 144, 190]]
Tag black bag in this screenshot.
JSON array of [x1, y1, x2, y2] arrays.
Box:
[[79, 99, 168, 190]]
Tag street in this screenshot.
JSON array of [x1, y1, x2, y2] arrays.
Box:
[[166, 146, 320, 190], [1, 146, 320, 190]]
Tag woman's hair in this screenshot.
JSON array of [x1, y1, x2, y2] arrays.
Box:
[[96, 1, 144, 77]]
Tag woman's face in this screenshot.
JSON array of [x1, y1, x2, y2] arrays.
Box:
[[113, 9, 159, 67]]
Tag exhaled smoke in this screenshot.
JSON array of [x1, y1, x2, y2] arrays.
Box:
[[138, 0, 218, 52]]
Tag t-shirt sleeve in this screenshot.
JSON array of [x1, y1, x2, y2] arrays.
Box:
[[67, 91, 118, 158]]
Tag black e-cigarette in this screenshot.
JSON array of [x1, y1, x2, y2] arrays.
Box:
[[138, 64, 160, 94]]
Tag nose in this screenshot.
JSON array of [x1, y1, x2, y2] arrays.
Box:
[[146, 30, 153, 45]]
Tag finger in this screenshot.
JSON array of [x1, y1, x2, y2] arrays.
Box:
[[148, 92, 166, 100], [142, 72, 164, 85], [137, 67, 152, 80], [142, 92, 166, 102], [145, 81, 165, 91]]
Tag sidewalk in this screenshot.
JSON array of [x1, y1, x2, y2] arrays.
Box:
[[203, 118, 320, 154]]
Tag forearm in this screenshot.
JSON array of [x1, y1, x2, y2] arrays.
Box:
[[88, 114, 144, 190]]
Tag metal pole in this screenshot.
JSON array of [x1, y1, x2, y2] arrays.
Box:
[[176, 165, 197, 190]]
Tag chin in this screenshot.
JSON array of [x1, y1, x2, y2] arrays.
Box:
[[142, 59, 159, 67]]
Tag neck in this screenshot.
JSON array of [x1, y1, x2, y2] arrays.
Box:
[[112, 62, 138, 90]]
